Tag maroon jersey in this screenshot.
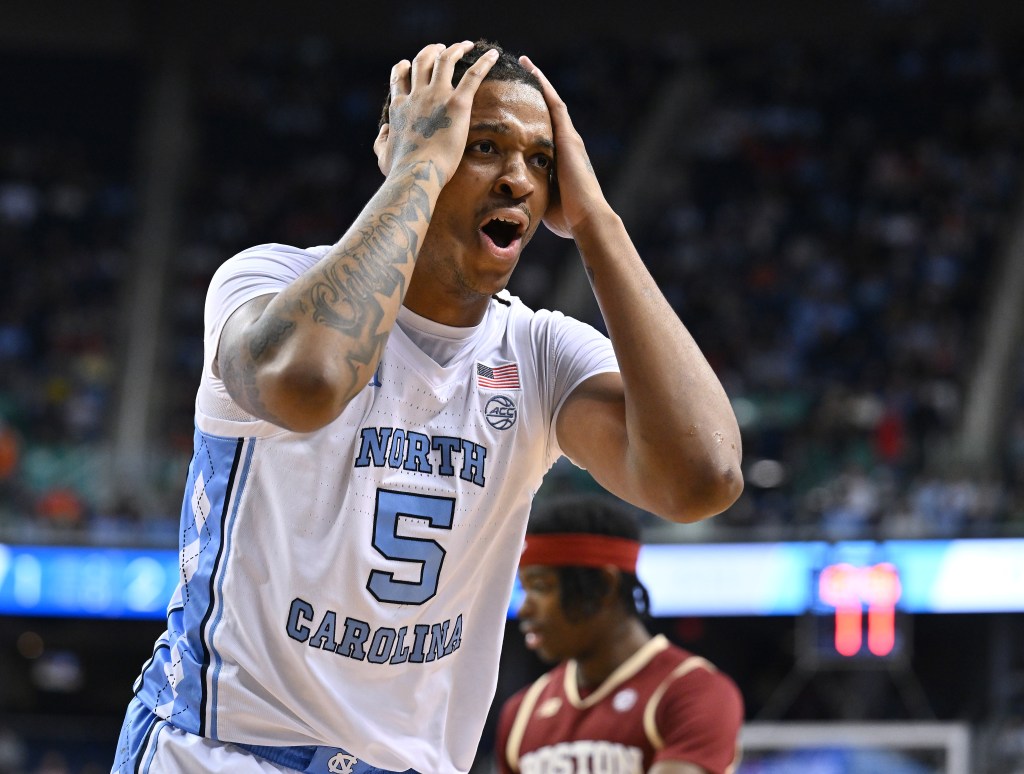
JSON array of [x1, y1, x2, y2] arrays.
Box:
[[496, 635, 743, 774]]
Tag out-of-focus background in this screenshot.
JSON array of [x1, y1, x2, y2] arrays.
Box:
[[1, 1, 1023, 771]]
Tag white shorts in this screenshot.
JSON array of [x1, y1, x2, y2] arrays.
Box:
[[112, 696, 418, 774]]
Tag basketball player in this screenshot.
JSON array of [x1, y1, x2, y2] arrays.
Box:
[[496, 495, 744, 774], [112, 40, 743, 774]]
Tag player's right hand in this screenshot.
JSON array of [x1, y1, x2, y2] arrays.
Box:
[[374, 42, 499, 185]]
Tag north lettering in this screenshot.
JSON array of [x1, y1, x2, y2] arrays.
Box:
[[354, 427, 487, 486]]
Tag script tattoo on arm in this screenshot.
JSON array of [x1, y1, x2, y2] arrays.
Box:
[[235, 160, 442, 410], [308, 160, 436, 332]]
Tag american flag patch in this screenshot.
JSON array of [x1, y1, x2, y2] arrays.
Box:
[[477, 362, 521, 389]]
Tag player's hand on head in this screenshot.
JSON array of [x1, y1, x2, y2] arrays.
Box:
[[518, 54, 609, 240], [375, 41, 500, 184]]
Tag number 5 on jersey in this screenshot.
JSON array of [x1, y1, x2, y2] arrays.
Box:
[[367, 489, 455, 604]]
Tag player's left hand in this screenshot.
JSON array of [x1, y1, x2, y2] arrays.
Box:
[[519, 55, 610, 240]]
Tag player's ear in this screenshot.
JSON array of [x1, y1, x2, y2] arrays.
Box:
[[373, 124, 390, 175]]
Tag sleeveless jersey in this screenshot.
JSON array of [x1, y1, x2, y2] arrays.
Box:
[[497, 635, 744, 774], [129, 243, 619, 773]]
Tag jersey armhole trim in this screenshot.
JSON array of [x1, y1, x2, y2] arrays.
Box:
[[506, 672, 553, 772], [642, 655, 715, 750]]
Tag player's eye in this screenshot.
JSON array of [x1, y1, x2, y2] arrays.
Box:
[[471, 140, 496, 154], [524, 579, 553, 594], [531, 154, 552, 169]]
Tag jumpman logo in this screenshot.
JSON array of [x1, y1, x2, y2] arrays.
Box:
[[368, 362, 382, 388]]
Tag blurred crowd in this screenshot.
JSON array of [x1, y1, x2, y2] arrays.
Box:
[[630, 31, 1024, 540], [0, 55, 138, 540], [1, 30, 1023, 547]]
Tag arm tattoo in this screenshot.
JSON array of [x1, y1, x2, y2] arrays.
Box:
[[412, 106, 452, 139], [249, 316, 295, 362], [227, 161, 440, 420], [304, 160, 439, 370], [219, 345, 290, 427]]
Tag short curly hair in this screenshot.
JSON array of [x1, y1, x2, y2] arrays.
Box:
[[526, 494, 651, 624], [378, 39, 541, 129]]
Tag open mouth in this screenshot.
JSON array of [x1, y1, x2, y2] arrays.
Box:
[[519, 622, 543, 651], [479, 210, 528, 255], [481, 217, 523, 249]]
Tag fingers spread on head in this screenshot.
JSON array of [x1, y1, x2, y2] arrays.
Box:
[[413, 42, 447, 61], [390, 60, 411, 98], [519, 55, 551, 90], [411, 43, 446, 90], [454, 48, 499, 95], [519, 57, 571, 123], [430, 41, 475, 85], [518, 54, 550, 89]]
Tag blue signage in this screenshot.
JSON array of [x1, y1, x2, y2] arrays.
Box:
[[0, 544, 178, 618], [3, 538, 1024, 619]]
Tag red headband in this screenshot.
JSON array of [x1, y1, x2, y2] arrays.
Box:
[[519, 533, 641, 573]]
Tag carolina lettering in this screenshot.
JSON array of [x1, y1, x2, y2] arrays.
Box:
[[286, 598, 463, 665]]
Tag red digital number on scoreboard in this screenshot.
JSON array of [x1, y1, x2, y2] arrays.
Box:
[[817, 562, 902, 657]]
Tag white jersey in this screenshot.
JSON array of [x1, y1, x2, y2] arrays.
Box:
[[130, 243, 619, 773]]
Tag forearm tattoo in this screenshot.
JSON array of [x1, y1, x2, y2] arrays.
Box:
[[234, 161, 439, 414], [307, 161, 435, 339], [249, 317, 295, 363], [220, 332, 289, 427]]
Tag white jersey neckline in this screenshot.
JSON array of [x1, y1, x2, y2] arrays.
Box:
[[396, 303, 482, 368], [389, 301, 499, 388]]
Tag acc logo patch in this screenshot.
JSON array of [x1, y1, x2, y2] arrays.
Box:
[[485, 395, 517, 430]]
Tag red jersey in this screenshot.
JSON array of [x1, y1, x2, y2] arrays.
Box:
[[496, 635, 743, 774]]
